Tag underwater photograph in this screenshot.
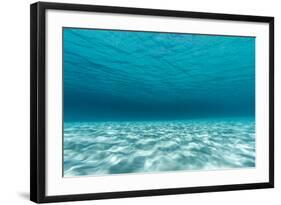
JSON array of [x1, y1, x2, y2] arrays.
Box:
[[63, 28, 255, 177]]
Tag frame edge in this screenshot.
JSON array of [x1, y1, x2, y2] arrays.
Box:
[[268, 17, 274, 188], [37, 1, 274, 22], [40, 183, 274, 203], [30, 2, 39, 203], [30, 2, 47, 203]]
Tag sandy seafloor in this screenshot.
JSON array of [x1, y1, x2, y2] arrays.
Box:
[[63, 118, 255, 177]]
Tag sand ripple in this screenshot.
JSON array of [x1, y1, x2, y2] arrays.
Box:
[[64, 118, 255, 176]]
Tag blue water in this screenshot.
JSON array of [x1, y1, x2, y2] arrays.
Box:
[[63, 28, 255, 176]]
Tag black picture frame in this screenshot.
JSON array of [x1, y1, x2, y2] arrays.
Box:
[[30, 1, 274, 203]]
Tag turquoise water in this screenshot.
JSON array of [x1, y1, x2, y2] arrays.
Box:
[[63, 28, 255, 176]]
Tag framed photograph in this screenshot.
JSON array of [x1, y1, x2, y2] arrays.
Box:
[[30, 2, 274, 203]]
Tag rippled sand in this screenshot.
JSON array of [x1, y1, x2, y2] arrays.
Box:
[[64, 119, 255, 177]]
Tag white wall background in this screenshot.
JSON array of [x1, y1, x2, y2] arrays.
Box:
[[0, 0, 279, 204]]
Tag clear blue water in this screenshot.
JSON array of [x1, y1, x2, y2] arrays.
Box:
[[63, 28, 255, 176]]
